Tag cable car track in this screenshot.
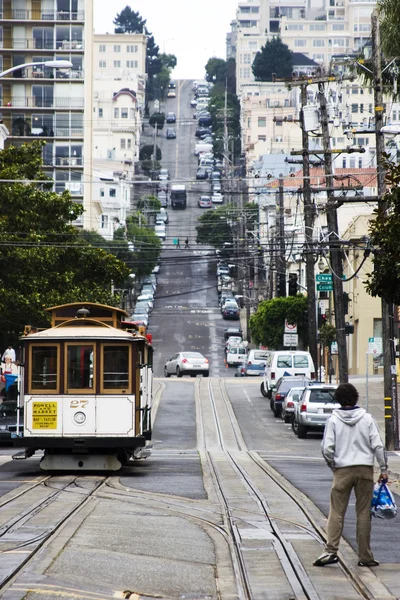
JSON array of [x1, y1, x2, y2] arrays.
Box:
[[199, 377, 392, 600]]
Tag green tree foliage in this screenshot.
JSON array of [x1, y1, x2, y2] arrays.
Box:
[[140, 159, 161, 174], [365, 156, 400, 304], [205, 57, 236, 95], [139, 144, 161, 161], [0, 142, 130, 348], [113, 6, 147, 33], [249, 295, 309, 349], [136, 195, 161, 213], [208, 86, 241, 160], [149, 112, 165, 130], [319, 323, 336, 348], [379, 0, 400, 58], [196, 205, 235, 247], [252, 38, 293, 81], [125, 216, 161, 278]]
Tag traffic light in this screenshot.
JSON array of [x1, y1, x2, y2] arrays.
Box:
[[345, 322, 354, 335], [288, 273, 298, 296], [318, 308, 327, 328]]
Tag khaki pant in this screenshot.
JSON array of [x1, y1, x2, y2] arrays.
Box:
[[325, 465, 374, 563]]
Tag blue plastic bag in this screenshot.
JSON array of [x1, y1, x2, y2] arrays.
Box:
[[371, 482, 397, 519]]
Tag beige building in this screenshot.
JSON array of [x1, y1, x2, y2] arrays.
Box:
[[90, 32, 147, 236], [0, 0, 93, 228]]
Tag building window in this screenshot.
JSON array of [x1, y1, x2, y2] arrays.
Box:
[[127, 139, 132, 149], [258, 117, 266, 127], [294, 39, 307, 47], [99, 108, 103, 118], [113, 61, 121, 68], [351, 104, 358, 113], [101, 214, 108, 229], [313, 39, 325, 47], [258, 135, 266, 142], [113, 45, 121, 52], [99, 44, 106, 52], [130, 108, 135, 119], [287, 24, 303, 30], [249, 41, 257, 49], [243, 53, 251, 64], [342, 158, 346, 168], [127, 44, 138, 52], [100, 188, 105, 197], [120, 138, 126, 149], [332, 24, 345, 31], [121, 108, 128, 118], [99, 60, 106, 68], [358, 158, 363, 168], [109, 188, 116, 198], [310, 23, 325, 31], [126, 60, 138, 68], [243, 68, 250, 79], [114, 108, 119, 118]]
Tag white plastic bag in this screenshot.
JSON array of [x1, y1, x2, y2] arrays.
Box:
[[371, 482, 397, 519]]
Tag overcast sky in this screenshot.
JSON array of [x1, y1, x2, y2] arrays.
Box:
[[94, 0, 239, 79]]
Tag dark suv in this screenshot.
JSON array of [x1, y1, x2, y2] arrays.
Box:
[[270, 376, 310, 418]]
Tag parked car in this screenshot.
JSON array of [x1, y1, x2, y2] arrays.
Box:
[[292, 384, 339, 438], [261, 350, 315, 398], [281, 387, 306, 423], [211, 192, 224, 204], [224, 327, 243, 342], [270, 376, 311, 418], [156, 208, 169, 224], [226, 345, 247, 367], [198, 195, 213, 208], [242, 349, 269, 377], [137, 294, 154, 310], [166, 112, 176, 123], [155, 224, 166, 240], [196, 167, 209, 180], [157, 192, 168, 208], [141, 284, 156, 295], [131, 312, 148, 327], [167, 90, 176, 98], [190, 98, 197, 108], [164, 352, 209, 378], [225, 336, 243, 350], [166, 127, 176, 139], [195, 127, 212, 138], [158, 168, 170, 179], [212, 181, 222, 193], [211, 170, 221, 180], [217, 264, 230, 278], [195, 143, 213, 156], [222, 301, 240, 320]]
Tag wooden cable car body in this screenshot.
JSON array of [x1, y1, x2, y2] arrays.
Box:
[[13, 302, 153, 471]]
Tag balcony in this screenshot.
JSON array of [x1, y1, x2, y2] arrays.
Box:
[[55, 156, 83, 166], [4, 97, 84, 109], [6, 38, 84, 51], [0, 10, 84, 22], [7, 66, 84, 80]]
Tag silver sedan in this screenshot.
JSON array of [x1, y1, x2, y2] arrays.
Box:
[[164, 352, 210, 378]]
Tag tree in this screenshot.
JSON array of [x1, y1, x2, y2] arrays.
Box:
[[0, 141, 130, 348], [136, 195, 161, 213], [125, 216, 161, 278], [113, 6, 147, 34], [196, 205, 235, 247], [249, 296, 309, 349], [205, 57, 236, 96], [252, 38, 293, 81], [139, 144, 161, 161], [378, 0, 400, 58], [365, 156, 400, 304], [149, 112, 165, 130]]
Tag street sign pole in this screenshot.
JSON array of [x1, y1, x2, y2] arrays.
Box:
[[366, 351, 369, 412]]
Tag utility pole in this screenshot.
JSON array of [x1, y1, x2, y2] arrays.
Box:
[[300, 85, 318, 371], [277, 177, 286, 297], [318, 82, 348, 382], [372, 12, 399, 450], [152, 122, 158, 175]]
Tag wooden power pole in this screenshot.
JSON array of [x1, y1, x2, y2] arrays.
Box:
[[300, 85, 318, 371], [318, 82, 348, 382]]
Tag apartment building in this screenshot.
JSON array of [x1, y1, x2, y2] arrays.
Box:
[[0, 0, 93, 227], [232, 0, 376, 92]]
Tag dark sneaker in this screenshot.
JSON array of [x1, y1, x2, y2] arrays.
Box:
[[313, 552, 339, 567], [357, 560, 380, 567]]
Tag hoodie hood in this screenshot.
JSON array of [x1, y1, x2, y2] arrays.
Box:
[[332, 406, 366, 426]]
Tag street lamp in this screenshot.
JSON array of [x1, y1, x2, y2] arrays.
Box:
[[0, 60, 73, 79]]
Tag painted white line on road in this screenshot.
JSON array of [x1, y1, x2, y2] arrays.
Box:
[[244, 390, 252, 405]]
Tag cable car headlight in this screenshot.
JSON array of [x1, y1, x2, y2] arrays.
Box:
[[74, 411, 86, 425]]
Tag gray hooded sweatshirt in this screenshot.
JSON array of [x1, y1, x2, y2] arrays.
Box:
[[321, 407, 387, 472]]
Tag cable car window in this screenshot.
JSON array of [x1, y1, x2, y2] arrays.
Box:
[[103, 346, 129, 389], [31, 346, 58, 390], [67, 344, 94, 390]]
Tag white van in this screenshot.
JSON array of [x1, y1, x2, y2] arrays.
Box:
[[195, 142, 213, 156], [226, 345, 247, 367], [260, 351, 315, 398]]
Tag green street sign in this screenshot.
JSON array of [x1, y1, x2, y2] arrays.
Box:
[[317, 283, 333, 291], [316, 274, 333, 282]]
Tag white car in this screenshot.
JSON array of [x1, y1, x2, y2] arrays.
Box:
[[137, 294, 154, 310], [226, 345, 247, 367], [155, 224, 166, 240], [164, 352, 209, 378], [211, 193, 224, 204]]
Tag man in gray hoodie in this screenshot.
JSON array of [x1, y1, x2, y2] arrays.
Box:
[[314, 382, 388, 567]]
